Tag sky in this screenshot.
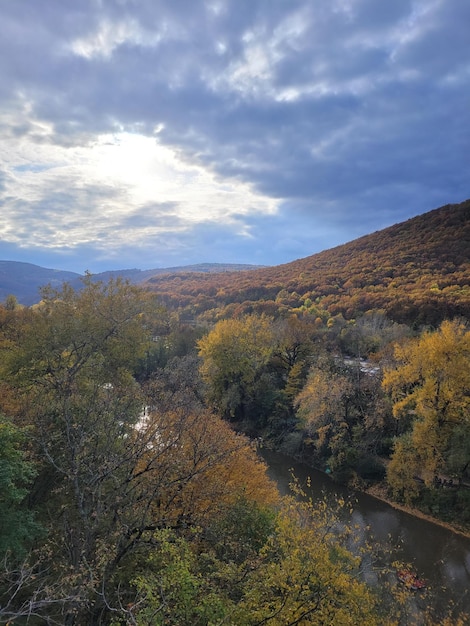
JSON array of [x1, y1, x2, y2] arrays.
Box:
[[0, 1, 468, 274]]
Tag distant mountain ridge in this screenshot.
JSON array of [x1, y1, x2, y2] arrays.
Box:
[[143, 199, 470, 326], [0, 261, 80, 306], [0, 262, 266, 305]]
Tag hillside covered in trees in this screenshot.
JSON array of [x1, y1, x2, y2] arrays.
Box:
[[144, 199, 470, 327]]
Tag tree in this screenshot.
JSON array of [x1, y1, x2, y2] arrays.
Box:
[[235, 495, 379, 625], [268, 316, 320, 427], [296, 364, 353, 447], [0, 416, 39, 560], [3, 294, 19, 311], [383, 319, 470, 500], [296, 353, 391, 483], [295, 359, 356, 476], [198, 314, 275, 422], [0, 278, 158, 622], [272, 316, 318, 372], [130, 494, 381, 626]]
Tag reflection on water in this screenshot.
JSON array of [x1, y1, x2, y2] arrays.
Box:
[[260, 448, 470, 620]]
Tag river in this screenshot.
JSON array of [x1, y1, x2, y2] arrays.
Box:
[[260, 448, 470, 621]]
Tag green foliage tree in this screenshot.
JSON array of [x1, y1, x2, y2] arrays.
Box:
[[130, 529, 232, 626], [0, 415, 39, 560], [0, 280, 281, 623], [0, 278, 157, 621], [129, 494, 381, 626]]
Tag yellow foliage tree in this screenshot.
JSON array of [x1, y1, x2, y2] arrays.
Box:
[[383, 319, 470, 498], [198, 314, 274, 420], [234, 495, 381, 625], [132, 407, 279, 531]]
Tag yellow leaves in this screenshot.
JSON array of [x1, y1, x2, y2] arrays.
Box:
[[136, 408, 279, 529], [386, 435, 421, 503], [237, 496, 379, 625], [384, 320, 470, 497], [197, 314, 275, 419], [295, 366, 352, 435], [198, 314, 274, 381], [383, 320, 470, 425]]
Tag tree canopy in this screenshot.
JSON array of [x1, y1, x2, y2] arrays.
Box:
[[383, 319, 470, 501], [0, 277, 468, 624]]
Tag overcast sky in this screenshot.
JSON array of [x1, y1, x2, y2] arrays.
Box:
[[0, 1, 468, 273]]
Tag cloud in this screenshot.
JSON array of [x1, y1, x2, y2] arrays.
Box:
[[0, 0, 468, 271]]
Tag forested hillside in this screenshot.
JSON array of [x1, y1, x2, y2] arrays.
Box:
[[0, 261, 80, 305], [144, 199, 470, 326]]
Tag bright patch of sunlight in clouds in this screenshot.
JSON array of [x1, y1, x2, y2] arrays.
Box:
[[0, 125, 279, 253]]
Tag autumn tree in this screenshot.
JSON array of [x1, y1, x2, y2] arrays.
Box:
[[3, 294, 20, 311], [338, 310, 411, 358], [383, 319, 470, 502], [198, 314, 276, 423], [0, 278, 158, 620], [130, 493, 381, 626], [235, 495, 380, 625], [266, 316, 321, 428], [296, 359, 352, 440], [296, 355, 390, 482]]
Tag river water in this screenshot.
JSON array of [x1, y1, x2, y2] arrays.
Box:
[[260, 448, 470, 621]]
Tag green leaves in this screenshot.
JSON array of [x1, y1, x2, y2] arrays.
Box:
[[0, 416, 40, 559], [129, 496, 380, 626]]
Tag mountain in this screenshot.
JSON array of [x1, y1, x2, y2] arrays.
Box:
[[0, 262, 265, 306], [0, 261, 80, 306], [83, 263, 267, 286], [143, 199, 470, 326]]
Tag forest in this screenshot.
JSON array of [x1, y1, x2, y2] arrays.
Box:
[[1, 201, 470, 624], [144, 199, 470, 327], [1, 273, 469, 625]]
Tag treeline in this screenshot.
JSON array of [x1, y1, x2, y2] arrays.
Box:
[[144, 199, 470, 327], [0, 278, 469, 624]]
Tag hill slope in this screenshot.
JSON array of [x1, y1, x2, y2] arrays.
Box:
[[144, 200, 470, 326], [0, 262, 80, 306], [0, 262, 265, 305]]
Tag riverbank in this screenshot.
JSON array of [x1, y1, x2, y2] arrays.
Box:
[[364, 482, 470, 540], [287, 446, 470, 539], [246, 428, 470, 540]]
